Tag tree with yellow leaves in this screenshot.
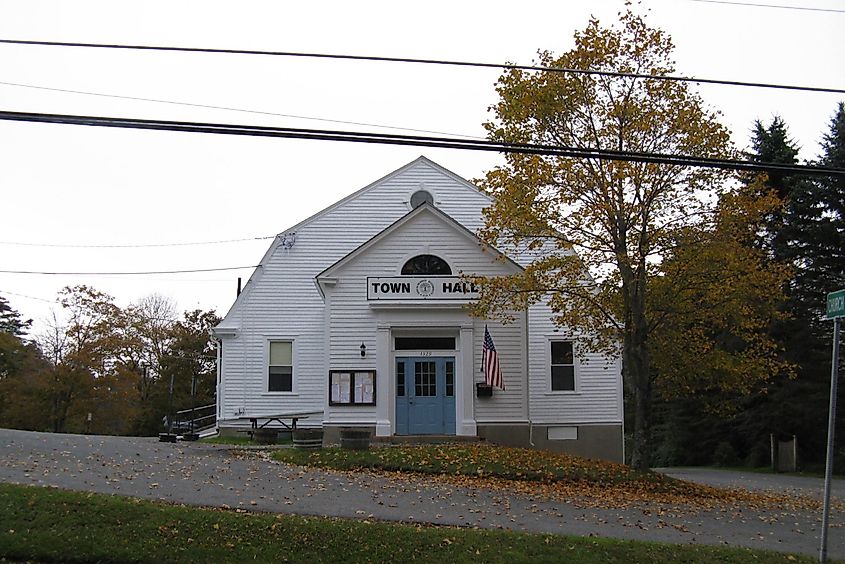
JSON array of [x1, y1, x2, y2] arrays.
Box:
[[473, 10, 789, 470]]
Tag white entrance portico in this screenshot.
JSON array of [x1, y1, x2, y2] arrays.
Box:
[[373, 318, 477, 438]]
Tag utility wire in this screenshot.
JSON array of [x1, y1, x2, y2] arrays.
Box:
[[0, 80, 482, 140], [1, 110, 843, 178], [0, 265, 260, 276], [0, 289, 58, 303], [1, 39, 842, 95], [0, 234, 275, 248], [686, 0, 845, 13]]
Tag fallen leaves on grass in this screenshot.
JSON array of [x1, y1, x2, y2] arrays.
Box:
[[261, 444, 831, 512]]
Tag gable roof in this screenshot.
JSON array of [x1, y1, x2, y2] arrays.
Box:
[[315, 202, 522, 297], [284, 156, 490, 237], [217, 156, 491, 326]]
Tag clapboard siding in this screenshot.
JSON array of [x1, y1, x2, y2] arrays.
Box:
[[472, 318, 527, 421], [527, 299, 623, 424]]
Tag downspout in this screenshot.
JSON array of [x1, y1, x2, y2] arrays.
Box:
[[526, 306, 534, 447], [619, 354, 626, 464], [215, 336, 222, 425], [240, 282, 247, 416]]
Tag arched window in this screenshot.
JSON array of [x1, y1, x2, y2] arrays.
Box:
[[401, 254, 452, 275]]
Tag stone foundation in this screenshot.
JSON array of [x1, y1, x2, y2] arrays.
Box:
[[477, 423, 623, 463], [218, 422, 623, 463]]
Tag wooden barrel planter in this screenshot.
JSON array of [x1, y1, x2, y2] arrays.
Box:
[[340, 429, 371, 450], [292, 429, 323, 449], [277, 430, 293, 443], [253, 428, 278, 445]]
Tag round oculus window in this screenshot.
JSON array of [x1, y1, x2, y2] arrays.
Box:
[[410, 189, 434, 208]]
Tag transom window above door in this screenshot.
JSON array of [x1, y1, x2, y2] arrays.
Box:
[[401, 254, 452, 275], [395, 336, 456, 351]]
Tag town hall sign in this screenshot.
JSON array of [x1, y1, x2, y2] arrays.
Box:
[[367, 276, 481, 301]]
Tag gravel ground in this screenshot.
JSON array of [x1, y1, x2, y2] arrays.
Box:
[[0, 428, 842, 559]]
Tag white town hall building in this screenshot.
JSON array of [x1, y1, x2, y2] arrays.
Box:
[[213, 157, 623, 462]]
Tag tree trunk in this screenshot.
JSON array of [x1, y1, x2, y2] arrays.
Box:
[[622, 268, 652, 471], [626, 318, 651, 470]]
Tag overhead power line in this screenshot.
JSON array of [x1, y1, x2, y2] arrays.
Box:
[[0, 80, 481, 140], [0, 234, 275, 248], [1, 39, 842, 95], [1, 110, 843, 178], [686, 0, 845, 13], [0, 265, 260, 276], [0, 289, 57, 303]]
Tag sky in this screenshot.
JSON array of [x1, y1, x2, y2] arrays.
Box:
[[1, 0, 843, 336]]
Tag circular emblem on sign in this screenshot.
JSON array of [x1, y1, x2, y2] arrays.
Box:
[[416, 279, 435, 297]]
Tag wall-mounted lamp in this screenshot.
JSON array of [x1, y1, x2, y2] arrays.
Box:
[[360, 343, 366, 357]]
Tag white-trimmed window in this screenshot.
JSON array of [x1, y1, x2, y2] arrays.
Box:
[[268, 341, 293, 392], [550, 341, 576, 391]]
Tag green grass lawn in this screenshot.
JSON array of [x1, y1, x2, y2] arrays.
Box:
[[201, 435, 292, 446], [0, 483, 816, 563]]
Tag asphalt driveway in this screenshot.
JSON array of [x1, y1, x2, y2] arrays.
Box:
[[0, 428, 841, 559], [658, 466, 845, 500]]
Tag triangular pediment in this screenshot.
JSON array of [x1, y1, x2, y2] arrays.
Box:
[[315, 203, 521, 295]]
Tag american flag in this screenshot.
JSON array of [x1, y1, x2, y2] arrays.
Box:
[[482, 325, 505, 390]]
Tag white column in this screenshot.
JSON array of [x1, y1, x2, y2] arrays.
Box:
[[375, 325, 392, 436], [322, 291, 332, 425], [457, 324, 476, 435]]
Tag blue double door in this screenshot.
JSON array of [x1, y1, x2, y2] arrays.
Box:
[[395, 357, 456, 435]]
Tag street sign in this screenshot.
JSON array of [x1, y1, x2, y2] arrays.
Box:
[[827, 289, 845, 319]]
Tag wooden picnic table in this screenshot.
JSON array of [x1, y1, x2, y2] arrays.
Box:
[[237, 411, 322, 432]]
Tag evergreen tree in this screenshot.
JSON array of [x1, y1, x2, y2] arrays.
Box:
[[811, 102, 845, 302], [749, 117, 800, 200], [746, 117, 809, 263], [0, 295, 32, 337], [737, 109, 845, 469], [810, 103, 845, 469], [0, 295, 37, 386]]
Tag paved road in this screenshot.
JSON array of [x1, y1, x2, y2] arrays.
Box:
[[0, 428, 842, 559], [658, 467, 845, 500]]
